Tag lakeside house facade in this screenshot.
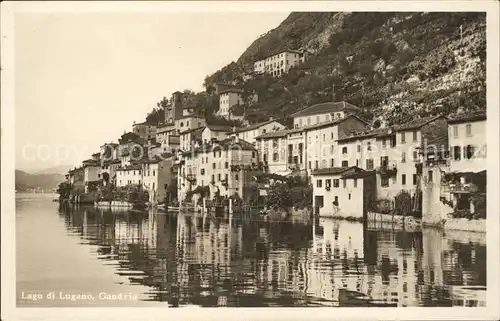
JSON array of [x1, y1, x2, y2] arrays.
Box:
[[311, 166, 376, 219], [177, 137, 258, 203]]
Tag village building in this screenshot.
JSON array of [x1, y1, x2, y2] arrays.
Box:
[[447, 111, 486, 173], [217, 88, 258, 119], [229, 119, 285, 145], [163, 91, 198, 124], [311, 166, 376, 218], [68, 166, 85, 193], [337, 115, 448, 203], [156, 123, 179, 153], [201, 125, 234, 144], [179, 127, 205, 151], [116, 164, 143, 187], [291, 101, 363, 129], [132, 121, 157, 141], [177, 137, 258, 203], [140, 154, 176, 204], [254, 114, 367, 177], [174, 115, 206, 135], [81, 158, 101, 193], [100, 142, 119, 165], [253, 49, 308, 77]]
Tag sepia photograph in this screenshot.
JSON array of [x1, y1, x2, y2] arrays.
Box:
[[1, 1, 499, 320]]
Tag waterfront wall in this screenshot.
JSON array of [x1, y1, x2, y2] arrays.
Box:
[[95, 200, 133, 208], [366, 211, 420, 227]]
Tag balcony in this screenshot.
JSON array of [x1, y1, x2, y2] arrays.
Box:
[[376, 164, 397, 177], [447, 183, 479, 194]]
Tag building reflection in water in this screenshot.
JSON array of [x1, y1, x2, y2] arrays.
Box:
[[58, 205, 486, 307]]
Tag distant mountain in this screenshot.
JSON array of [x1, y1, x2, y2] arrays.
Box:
[[34, 164, 74, 175], [15, 170, 65, 192], [204, 12, 486, 125]]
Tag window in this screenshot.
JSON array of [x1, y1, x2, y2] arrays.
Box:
[[331, 132, 334, 139], [465, 124, 472, 136], [413, 151, 418, 161], [201, 168, 205, 175], [325, 179, 331, 188], [330, 145, 334, 155], [273, 153, 279, 161], [211, 174, 215, 182], [357, 145, 361, 152], [366, 158, 374, 170], [348, 193, 351, 200], [453, 125, 458, 138], [342, 147, 348, 154], [413, 131, 418, 142], [353, 179, 358, 188], [402, 174, 406, 185], [367, 142, 371, 151], [316, 179, 322, 188], [342, 179, 346, 188], [235, 174, 239, 181], [401, 152, 406, 163], [333, 179, 340, 188], [382, 139, 386, 148], [334, 196, 339, 205], [401, 132, 406, 144], [309, 161, 312, 169], [219, 151, 222, 158], [330, 158, 334, 167], [273, 139, 278, 148], [213, 163, 216, 169], [323, 134, 326, 141], [307, 117, 311, 125], [453, 146, 461, 160], [356, 159, 359, 166], [218, 174, 221, 181], [152, 170, 155, 176], [466, 145, 475, 159], [252, 151, 256, 158], [315, 160, 319, 169], [341, 160, 348, 167], [428, 171, 433, 183], [413, 174, 417, 185], [213, 151, 217, 158], [381, 177, 389, 187]]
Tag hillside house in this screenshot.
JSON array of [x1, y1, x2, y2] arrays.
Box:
[[132, 122, 157, 141], [156, 123, 179, 153], [140, 154, 176, 204], [229, 119, 285, 145], [253, 49, 307, 77], [291, 101, 363, 129], [217, 88, 258, 119]]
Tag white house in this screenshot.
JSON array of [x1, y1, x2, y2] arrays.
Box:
[[229, 119, 285, 145], [140, 154, 176, 204], [311, 166, 376, 219], [447, 111, 486, 173], [116, 164, 143, 187], [291, 101, 363, 129], [218, 88, 244, 118], [253, 49, 307, 77]]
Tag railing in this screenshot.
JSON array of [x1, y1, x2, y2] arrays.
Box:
[[448, 183, 478, 193], [376, 164, 397, 177]]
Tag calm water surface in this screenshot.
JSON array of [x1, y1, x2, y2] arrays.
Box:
[[16, 194, 486, 307]]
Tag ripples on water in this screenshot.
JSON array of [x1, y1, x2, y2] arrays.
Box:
[[16, 194, 486, 307]]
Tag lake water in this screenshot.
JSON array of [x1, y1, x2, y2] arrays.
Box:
[[16, 193, 487, 307]]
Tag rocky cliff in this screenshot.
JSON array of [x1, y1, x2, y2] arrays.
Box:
[[204, 12, 486, 125]]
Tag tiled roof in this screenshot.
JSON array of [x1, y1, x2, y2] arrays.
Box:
[[393, 115, 444, 132], [255, 128, 302, 139], [447, 110, 486, 124], [183, 138, 256, 156], [255, 114, 368, 140], [230, 119, 284, 134], [342, 170, 376, 179], [291, 101, 362, 118], [337, 127, 390, 142], [179, 126, 206, 137], [116, 164, 142, 171], [206, 124, 235, 132], [311, 166, 362, 176]]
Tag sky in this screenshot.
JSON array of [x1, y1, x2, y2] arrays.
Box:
[[14, 11, 290, 173]]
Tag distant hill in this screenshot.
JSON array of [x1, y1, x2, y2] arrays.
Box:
[[204, 12, 486, 125], [15, 170, 65, 192], [34, 164, 74, 175]]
